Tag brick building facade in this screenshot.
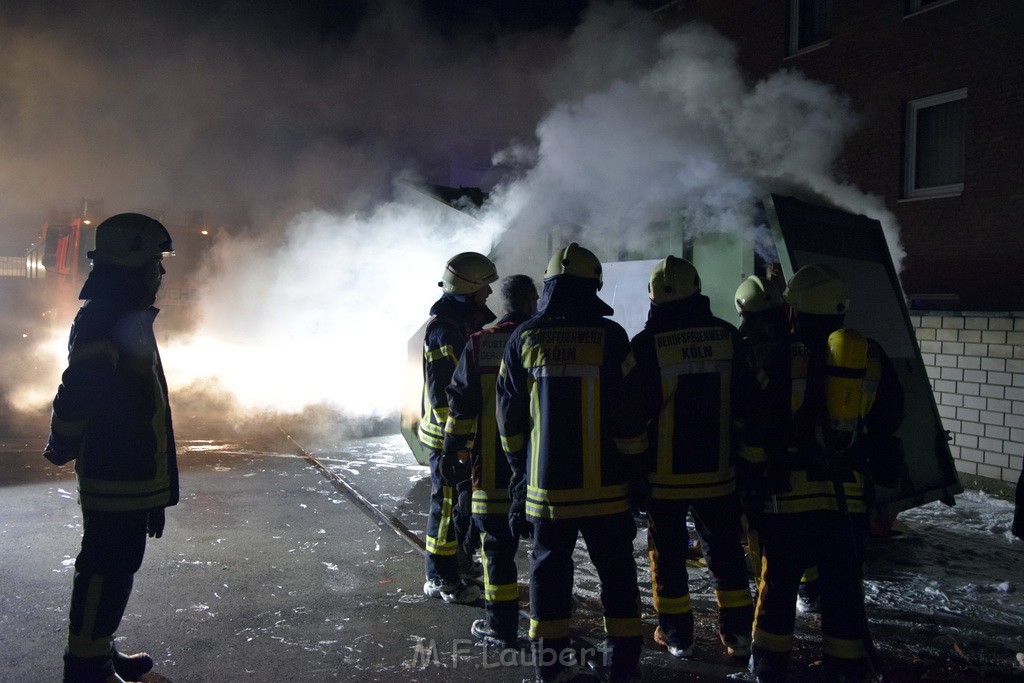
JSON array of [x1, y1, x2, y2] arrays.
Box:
[[657, 0, 1024, 311], [655, 1, 1023, 488]]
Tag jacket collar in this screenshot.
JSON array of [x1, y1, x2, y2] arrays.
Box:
[[536, 276, 613, 319]]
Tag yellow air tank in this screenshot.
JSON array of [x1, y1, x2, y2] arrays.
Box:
[[826, 328, 868, 437]]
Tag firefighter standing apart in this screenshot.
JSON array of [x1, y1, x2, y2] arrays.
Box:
[[624, 256, 755, 661], [741, 264, 904, 682], [419, 252, 497, 604], [496, 243, 647, 682], [44, 214, 179, 683], [734, 274, 821, 614], [444, 274, 540, 648]]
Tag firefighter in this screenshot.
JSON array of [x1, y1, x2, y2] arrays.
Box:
[[742, 264, 904, 682], [496, 243, 647, 682], [735, 274, 821, 614], [43, 213, 178, 683], [624, 256, 755, 661], [734, 274, 788, 391], [443, 274, 539, 648], [420, 251, 497, 604]]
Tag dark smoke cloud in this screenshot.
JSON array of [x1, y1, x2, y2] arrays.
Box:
[[0, 0, 571, 249]]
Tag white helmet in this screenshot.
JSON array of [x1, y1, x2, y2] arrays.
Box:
[[439, 252, 498, 295], [544, 242, 603, 289], [735, 275, 785, 315], [649, 256, 700, 304], [784, 264, 849, 316]]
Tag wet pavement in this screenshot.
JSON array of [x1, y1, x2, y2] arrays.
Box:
[[1, 433, 1020, 682], [1, 435, 535, 682]]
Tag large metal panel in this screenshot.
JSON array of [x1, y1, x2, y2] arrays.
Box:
[[691, 234, 756, 325], [764, 194, 962, 517]]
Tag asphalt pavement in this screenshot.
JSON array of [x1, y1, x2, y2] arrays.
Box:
[[1, 433, 1018, 682], [1, 436, 541, 682]]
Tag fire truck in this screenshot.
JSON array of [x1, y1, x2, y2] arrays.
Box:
[[16, 199, 211, 338]]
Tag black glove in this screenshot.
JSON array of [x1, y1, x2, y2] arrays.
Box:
[[628, 476, 650, 515], [508, 472, 532, 540], [147, 507, 165, 539], [440, 449, 471, 488], [42, 436, 75, 466]]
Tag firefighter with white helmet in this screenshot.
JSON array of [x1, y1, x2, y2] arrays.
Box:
[[741, 263, 905, 682], [624, 256, 756, 661], [419, 251, 497, 604], [496, 243, 646, 681], [735, 273, 821, 614], [44, 213, 177, 682]]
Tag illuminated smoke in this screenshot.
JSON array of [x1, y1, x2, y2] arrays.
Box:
[[163, 191, 503, 419]]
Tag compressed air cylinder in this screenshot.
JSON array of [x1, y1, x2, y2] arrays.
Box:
[[826, 328, 868, 433]]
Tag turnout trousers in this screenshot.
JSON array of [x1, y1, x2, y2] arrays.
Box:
[[66, 509, 149, 677], [529, 511, 642, 682], [474, 512, 521, 640], [424, 447, 470, 584], [647, 496, 754, 649], [752, 510, 869, 682]]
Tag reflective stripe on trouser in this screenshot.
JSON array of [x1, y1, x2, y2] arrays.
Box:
[[424, 448, 464, 583], [474, 513, 521, 640], [530, 512, 642, 681], [68, 510, 148, 658], [648, 496, 753, 648], [752, 510, 869, 681]]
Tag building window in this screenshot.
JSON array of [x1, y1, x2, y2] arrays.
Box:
[[788, 0, 832, 55], [905, 0, 956, 16], [904, 89, 966, 199]]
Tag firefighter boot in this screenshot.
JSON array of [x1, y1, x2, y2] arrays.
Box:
[[721, 632, 752, 659], [63, 652, 127, 683], [111, 647, 154, 681], [653, 625, 693, 658]]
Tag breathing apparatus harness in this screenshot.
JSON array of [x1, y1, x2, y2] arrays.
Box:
[[814, 327, 892, 683]]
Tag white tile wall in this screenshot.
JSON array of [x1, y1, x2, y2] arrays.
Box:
[[912, 312, 1024, 485]]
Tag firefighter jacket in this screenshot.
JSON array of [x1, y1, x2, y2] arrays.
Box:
[[444, 312, 532, 516], [45, 269, 178, 512], [496, 276, 647, 521], [624, 294, 753, 501], [741, 322, 904, 515], [417, 293, 495, 450]]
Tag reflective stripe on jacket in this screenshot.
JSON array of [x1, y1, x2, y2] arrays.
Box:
[[625, 295, 751, 501], [749, 328, 903, 515], [418, 294, 492, 450], [496, 278, 646, 521], [444, 313, 530, 515]]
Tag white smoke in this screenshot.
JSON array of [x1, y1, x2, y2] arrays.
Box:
[[491, 17, 906, 273]]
